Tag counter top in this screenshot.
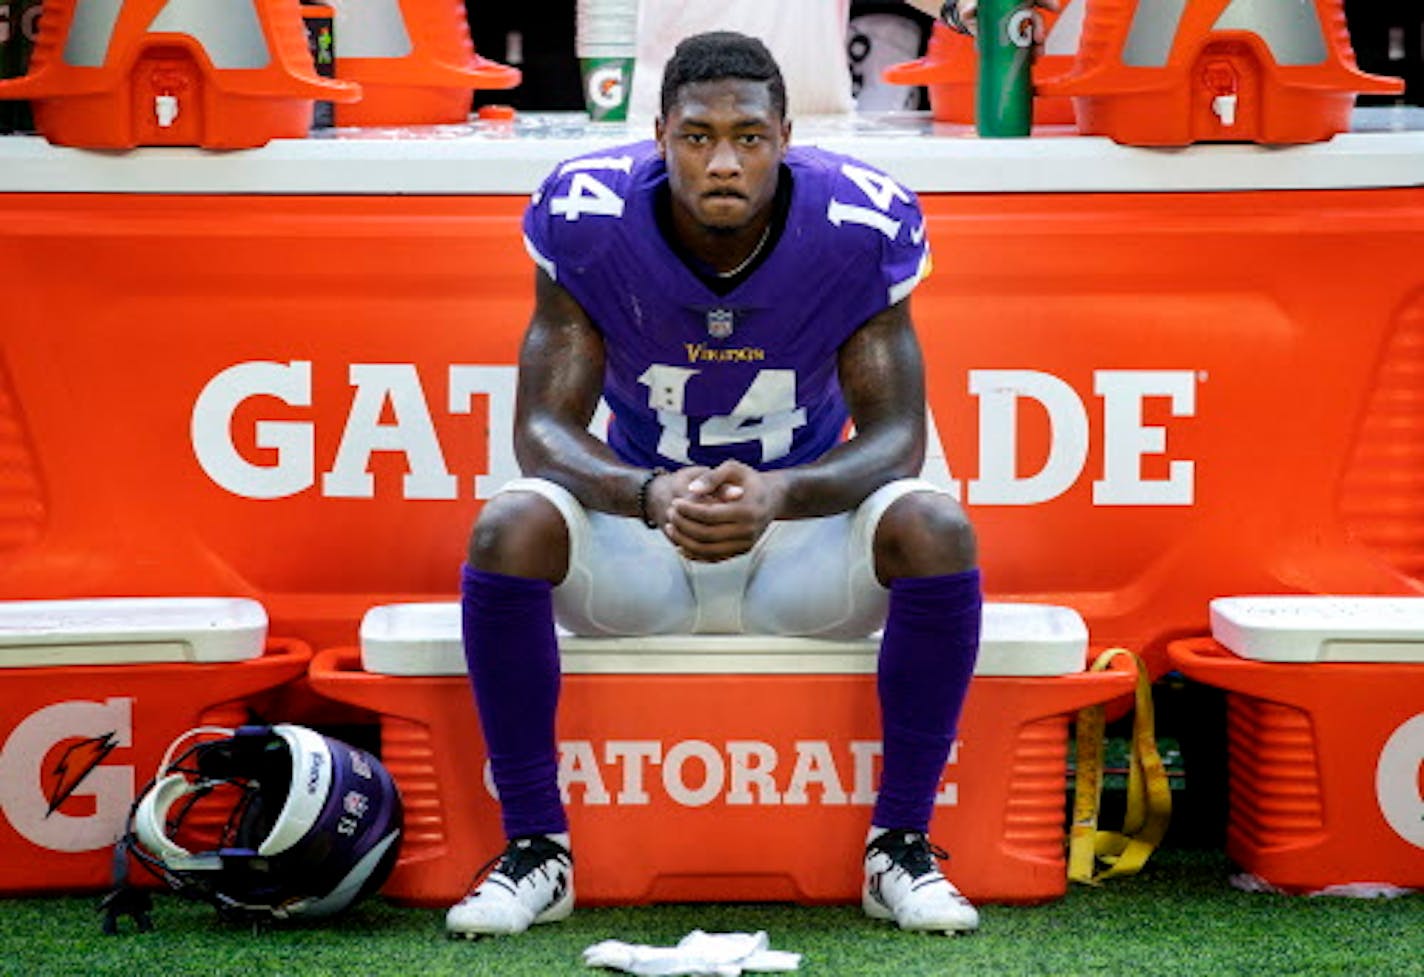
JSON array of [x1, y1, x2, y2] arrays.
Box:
[[0, 106, 1420, 195]]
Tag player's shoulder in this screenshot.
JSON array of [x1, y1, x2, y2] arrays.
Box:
[[788, 145, 919, 205], [524, 140, 662, 276], [786, 145, 924, 253], [530, 140, 660, 216]]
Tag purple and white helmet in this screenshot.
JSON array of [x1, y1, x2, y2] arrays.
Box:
[[129, 724, 403, 919]]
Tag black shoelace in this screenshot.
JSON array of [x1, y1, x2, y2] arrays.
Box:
[[468, 836, 570, 891], [870, 830, 950, 879]]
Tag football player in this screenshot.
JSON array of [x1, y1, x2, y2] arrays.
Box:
[[447, 30, 982, 937]]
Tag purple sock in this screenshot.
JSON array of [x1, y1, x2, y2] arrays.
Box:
[[873, 569, 982, 833], [461, 564, 567, 838]]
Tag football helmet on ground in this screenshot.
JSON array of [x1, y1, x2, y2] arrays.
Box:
[[118, 723, 402, 922]]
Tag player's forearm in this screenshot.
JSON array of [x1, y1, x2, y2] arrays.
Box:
[[515, 417, 651, 517], [774, 296, 927, 519], [766, 422, 925, 520]]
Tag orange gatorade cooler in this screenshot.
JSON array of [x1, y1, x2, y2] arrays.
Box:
[[308, 602, 1134, 906], [332, 0, 519, 126], [0, 0, 360, 148], [1038, 0, 1404, 145], [1168, 597, 1424, 893], [0, 598, 311, 894]]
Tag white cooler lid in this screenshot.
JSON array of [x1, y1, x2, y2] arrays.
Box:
[[1210, 596, 1424, 663], [0, 598, 268, 668], [359, 601, 1088, 677]]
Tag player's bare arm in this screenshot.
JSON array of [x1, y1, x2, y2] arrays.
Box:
[[515, 268, 710, 516], [662, 297, 927, 561]]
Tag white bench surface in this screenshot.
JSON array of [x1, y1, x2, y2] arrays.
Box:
[[0, 598, 268, 668], [2, 108, 1421, 196], [1211, 596, 1424, 663], [360, 601, 1089, 676]]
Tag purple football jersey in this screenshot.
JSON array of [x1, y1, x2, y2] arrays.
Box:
[[522, 141, 930, 471]]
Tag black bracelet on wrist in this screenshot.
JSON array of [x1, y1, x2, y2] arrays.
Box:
[[941, 0, 972, 35], [636, 467, 667, 529]]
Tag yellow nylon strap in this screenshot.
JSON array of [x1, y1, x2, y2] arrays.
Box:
[[1068, 648, 1172, 885]]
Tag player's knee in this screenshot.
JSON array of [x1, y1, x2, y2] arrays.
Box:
[[467, 491, 570, 582], [873, 491, 977, 583]]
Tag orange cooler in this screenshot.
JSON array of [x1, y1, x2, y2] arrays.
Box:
[[332, 0, 520, 126], [0, 0, 360, 148], [0, 598, 311, 894], [1040, 0, 1403, 145], [1168, 597, 1424, 893], [0, 183, 1421, 680], [308, 602, 1134, 906]]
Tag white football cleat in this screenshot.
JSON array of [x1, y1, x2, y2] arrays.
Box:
[[862, 829, 980, 934], [446, 834, 574, 938]]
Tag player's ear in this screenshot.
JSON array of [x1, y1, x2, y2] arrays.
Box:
[[655, 115, 667, 156]]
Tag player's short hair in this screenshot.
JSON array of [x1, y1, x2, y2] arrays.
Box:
[[660, 31, 788, 121]]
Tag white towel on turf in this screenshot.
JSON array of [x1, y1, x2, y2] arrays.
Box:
[[582, 930, 801, 976]]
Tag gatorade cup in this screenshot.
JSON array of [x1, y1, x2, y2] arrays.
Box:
[[975, 0, 1035, 137], [579, 54, 634, 122], [576, 0, 635, 122]]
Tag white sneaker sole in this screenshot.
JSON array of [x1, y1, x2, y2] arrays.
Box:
[[861, 887, 979, 934], [446, 886, 575, 939]]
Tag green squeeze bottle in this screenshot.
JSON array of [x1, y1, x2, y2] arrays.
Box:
[[975, 0, 1035, 137]]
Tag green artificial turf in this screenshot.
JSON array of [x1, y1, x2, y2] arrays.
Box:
[[3, 849, 1419, 977]]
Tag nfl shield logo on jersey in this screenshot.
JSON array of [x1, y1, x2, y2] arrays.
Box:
[[706, 308, 736, 340]]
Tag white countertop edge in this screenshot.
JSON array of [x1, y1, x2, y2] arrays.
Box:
[[0, 115, 1420, 195]]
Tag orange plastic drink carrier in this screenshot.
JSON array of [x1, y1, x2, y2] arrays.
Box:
[[331, 0, 519, 126], [0, 597, 311, 894], [1038, 0, 1403, 144], [1169, 596, 1424, 893], [308, 601, 1133, 906], [0, 0, 360, 148]]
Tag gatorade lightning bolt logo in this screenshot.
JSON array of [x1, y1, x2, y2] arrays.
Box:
[[45, 732, 121, 816], [588, 65, 626, 110]]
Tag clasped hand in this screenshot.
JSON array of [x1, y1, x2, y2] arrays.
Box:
[[650, 460, 783, 563]]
